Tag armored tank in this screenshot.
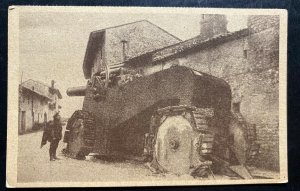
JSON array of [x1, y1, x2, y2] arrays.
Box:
[[63, 59, 259, 178]]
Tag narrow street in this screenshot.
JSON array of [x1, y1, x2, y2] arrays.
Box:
[[17, 127, 279, 183], [17, 128, 196, 183]]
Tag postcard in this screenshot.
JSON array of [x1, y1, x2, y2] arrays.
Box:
[[7, 6, 287, 187]]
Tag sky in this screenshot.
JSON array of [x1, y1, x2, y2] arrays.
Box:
[[19, 10, 248, 118]]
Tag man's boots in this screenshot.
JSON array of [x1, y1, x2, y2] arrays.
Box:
[[50, 152, 55, 161], [50, 155, 55, 161], [54, 155, 60, 160], [53, 150, 60, 160]]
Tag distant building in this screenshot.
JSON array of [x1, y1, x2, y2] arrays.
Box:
[[18, 79, 62, 134]]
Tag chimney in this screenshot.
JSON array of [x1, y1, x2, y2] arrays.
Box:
[[51, 80, 55, 88], [200, 14, 228, 39]]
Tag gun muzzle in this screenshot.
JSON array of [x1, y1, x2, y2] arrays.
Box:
[[66, 86, 86, 96]]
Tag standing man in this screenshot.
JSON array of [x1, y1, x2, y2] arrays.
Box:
[[49, 112, 63, 161]]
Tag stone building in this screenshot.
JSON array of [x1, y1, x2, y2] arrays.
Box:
[[83, 20, 181, 79], [18, 79, 62, 134], [83, 15, 280, 170]]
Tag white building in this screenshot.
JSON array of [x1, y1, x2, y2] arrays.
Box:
[[18, 79, 62, 134]]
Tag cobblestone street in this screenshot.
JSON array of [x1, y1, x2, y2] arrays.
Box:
[[17, 127, 279, 184]]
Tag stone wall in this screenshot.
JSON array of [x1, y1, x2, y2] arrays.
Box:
[[245, 15, 280, 170], [161, 15, 280, 170], [105, 21, 181, 66]]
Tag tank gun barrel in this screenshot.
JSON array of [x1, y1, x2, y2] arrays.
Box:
[[67, 86, 86, 96]]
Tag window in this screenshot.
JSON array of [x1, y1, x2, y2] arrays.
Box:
[[243, 49, 248, 58], [232, 102, 240, 113], [243, 39, 249, 59]]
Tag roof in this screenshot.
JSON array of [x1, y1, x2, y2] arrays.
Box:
[[21, 86, 52, 100], [91, 20, 181, 41], [83, 20, 181, 79], [152, 28, 249, 62], [124, 28, 249, 65], [21, 79, 62, 99]]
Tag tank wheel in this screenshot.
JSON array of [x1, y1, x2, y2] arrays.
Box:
[[152, 115, 195, 175], [146, 106, 215, 177], [64, 110, 96, 160]]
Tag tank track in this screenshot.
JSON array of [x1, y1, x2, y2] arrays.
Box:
[[191, 109, 214, 156], [64, 110, 96, 159], [232, 112, 260, 166], [144, 105, 260, 176], [145, 105, 215, 176]]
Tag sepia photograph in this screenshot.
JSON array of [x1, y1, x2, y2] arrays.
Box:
[[7, 6, 287, 187]]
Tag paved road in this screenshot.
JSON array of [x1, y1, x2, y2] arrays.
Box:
[[17, 129, 279, 183]]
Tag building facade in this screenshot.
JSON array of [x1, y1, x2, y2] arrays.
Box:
[[18, 79, 62, 134]]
